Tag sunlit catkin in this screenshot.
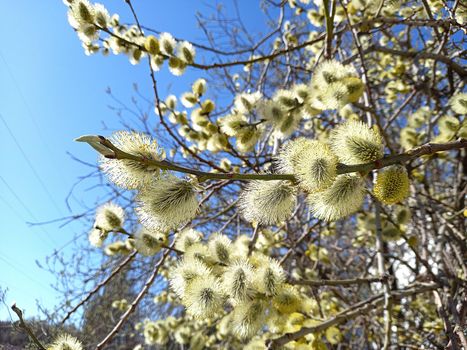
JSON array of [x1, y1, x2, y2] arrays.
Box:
[[252, 257, 286, 296], [295, 141, 338, 192], [94, 202, 125, 231], [373, 165, 410, 204], [276, 137, 317, 174], [48, 334, 83, 350], [134, 228, 167, 256], [330, 120, 384, 165], [183, 275, 223, 318], [232, 300, 267, 339], [221, 259, 254, 302], [170, 259, 211, 298], [449, 92, 467, 115], [208, 233, 233, 263], [136, 176, 199, 230], [272, 284, 302, 314], [308, 174, 366, 221], [99, 131, 165, 189], [239, 180, 296, 225]]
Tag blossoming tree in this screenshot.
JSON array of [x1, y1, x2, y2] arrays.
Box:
[[14, 0, 467, 349]]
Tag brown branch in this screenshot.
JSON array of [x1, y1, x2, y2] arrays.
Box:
[[294, 275, 385, 287], [11, 304, 46, 350], [81, 136, 467, 183], [95, 248, 171, 350], [267, 283, 438, 349], [61, 251, 137, 324], [371, 46, 467, 78]]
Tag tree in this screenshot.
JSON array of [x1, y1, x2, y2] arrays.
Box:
[[16, 0, 467, 349]]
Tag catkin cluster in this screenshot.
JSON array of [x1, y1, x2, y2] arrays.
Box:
[[65, 0, 195, 74], [169, 229, 308, 339]]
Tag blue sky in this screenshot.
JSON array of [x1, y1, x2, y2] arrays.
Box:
[[0, 0, 269, 320]]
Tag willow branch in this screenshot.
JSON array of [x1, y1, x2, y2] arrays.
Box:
[[371, 46, 467, 77], [61, 251, 137, 324], [294, 275, 385, 287], [95, 248, 171, 350], [267, 283, 438, 349], [11, 304, 46, 350], [79, 135, 467, 182], [374, 201, 392, 350]]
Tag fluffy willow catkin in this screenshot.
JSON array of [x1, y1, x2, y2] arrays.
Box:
[[208, 233, 232, 263], [175, 228, 203, 252], [48, 334, 83, 350], [183, 275, 224, 318], [311, 59, 365, 110], [136, 175, 199, 230], [99, 131, 165, 190], [272, 284, 302, 314], [308, 174, 366, 221], [134, 228, 167, 256], [170, 259, 212, 298], [94, 202, 125, 231], [330, 120, 384, 165], [373, 165, 410, 204], [238, 180, 296, 225], [232, 299, 267, 339], [294, 141, 338, 192], [276, 137, 317, 174], [449, 92, 467, 115], [222, 259, 254, 302]]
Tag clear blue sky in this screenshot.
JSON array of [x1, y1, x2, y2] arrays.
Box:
[[0, 0, 268, 320]]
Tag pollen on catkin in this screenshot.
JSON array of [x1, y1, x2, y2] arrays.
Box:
[[183, 242, 213, 265], [94, 202, 125, 231], [69, 0, 95, 26], [99, 131, 165, 189], [308, 174, 366, 221], [239, 180, 296, 225], [176, 41, 196, 64], [234, 92, 262, 114], [295, 141, 338, 192], [159, 32, 176, 55], [373, 165, 410, 205], [219, 113, 249, 137], [136, 176, 199, 230], [330, 120, 384, 165], [310, 60, 364, 110], [48, 334, 83, 350]]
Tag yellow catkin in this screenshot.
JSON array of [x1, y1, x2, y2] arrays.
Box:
[[374, 165, 410, 204]]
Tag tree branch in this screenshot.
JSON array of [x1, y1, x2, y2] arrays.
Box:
[[266, 283, 438, 349], [79, 135, 467, 183], [11, 303, 46, 350]]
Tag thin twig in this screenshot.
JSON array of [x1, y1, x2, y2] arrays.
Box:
[[61, 251, 137, 324], [95, 248, 171, 350]]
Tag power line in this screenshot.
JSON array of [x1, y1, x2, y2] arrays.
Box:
[[0, 253, 52, 292], [0, 50, 55, 156], [0, 176, 58, 247], [0, 192, 54, 250], [0, 112, 64, 216]]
